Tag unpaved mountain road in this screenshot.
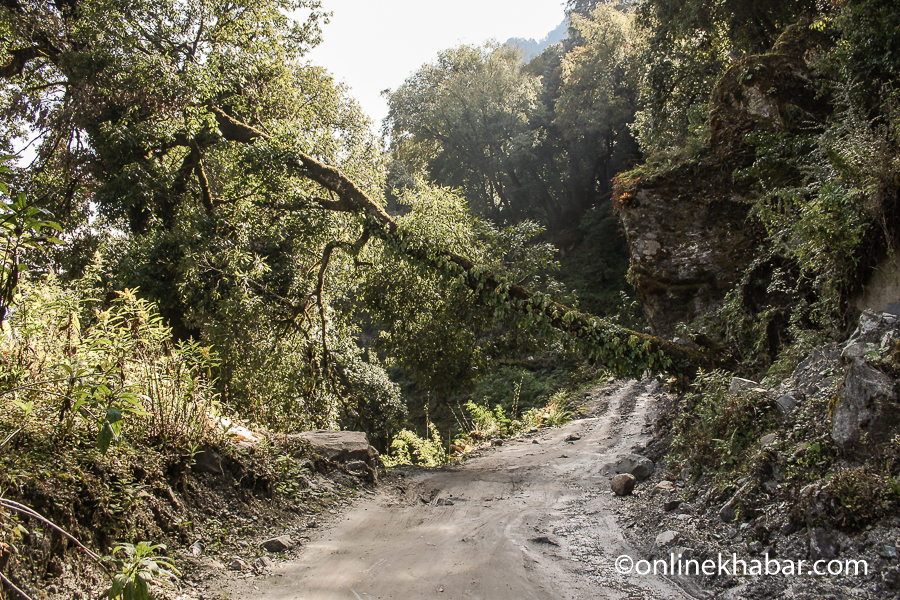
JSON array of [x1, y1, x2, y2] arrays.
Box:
[[213, 380, 693, 600]]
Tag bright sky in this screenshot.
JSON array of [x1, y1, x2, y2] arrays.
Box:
[[304, 0, 567, 130]]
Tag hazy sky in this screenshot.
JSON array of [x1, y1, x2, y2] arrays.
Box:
[[305, 0, 567, 130]]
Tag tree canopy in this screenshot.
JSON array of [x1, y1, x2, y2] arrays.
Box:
[[1, 0, 709, 441]]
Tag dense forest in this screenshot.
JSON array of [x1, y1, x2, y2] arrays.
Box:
[[2, 0, 900, 596]]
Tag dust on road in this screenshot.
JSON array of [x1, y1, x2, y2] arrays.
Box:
[[213, 380, 692, 600]]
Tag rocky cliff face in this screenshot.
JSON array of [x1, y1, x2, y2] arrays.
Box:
[[614, 21, 831, 341], [615, 164, 761, 339]]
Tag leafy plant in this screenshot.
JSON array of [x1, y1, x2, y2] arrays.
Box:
[[668, 370, 778, 473], [105, 541, 179, 600], [383, 423, 448, 467], [0, 156, 64, 324]]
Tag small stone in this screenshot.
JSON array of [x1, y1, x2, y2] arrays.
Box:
[[729, 377, 759, 394], [655, 531, 678, 547], [614, 454, 655, 481], [809, 527, 838, 561], [345, 459, 369, 475], [491, 439, 503, 447], [884, 567, 900, 589], [879, 545, 899, 559], [663, 500, 681, 511], [191, 447, 224, 475], [759, 433, 778, 447], [532, 439, 539, 444], [651, 481, 675, 496], [236, 540, 249, 548], [527, 427, 539, 434], [611, 473, 637, 496], [254, 556, 275, 571], [776, 394, 798, 413], [189, 541, 204, 557], [748, 541, 763, 554], [306, 520, 318, 528], [229, 557, 249, 571], [261, 536, 295, 553], [670, 546, 692, 563], [719, 503, 736, 523], [727, 529, 740, 539], [529, 536, 560, 546], [780, 522, 797, 536], [565, 434, 581, 442]]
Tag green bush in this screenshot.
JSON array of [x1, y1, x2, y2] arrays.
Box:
[[668, 370, 779, 474], [382, 423, 448, 467], [3, 276, 221, 454]]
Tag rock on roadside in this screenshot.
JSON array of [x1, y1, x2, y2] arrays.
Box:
[[611, 473, 637, 496], [615, 454, 655, 480], [290, 430, 381, 482]]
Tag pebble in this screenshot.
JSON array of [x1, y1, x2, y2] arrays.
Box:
[[261, 535, 295, 552], [655, 530, 678, 547]]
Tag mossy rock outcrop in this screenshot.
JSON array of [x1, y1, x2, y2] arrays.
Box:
[[709, 19, 833, 149], [616, 162, 761, 339]]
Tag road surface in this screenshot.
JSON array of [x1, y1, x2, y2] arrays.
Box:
[[213, 380, 692, 600]]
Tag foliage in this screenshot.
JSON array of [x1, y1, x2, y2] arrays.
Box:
[[0, 0, 397, 433], [105, 541, 179, 600], [0, 157, 64, 323], [3, 276, 220, 453], [556, 203, 633, 317], [385, 6, 643, 232], [450, 388, 576, 455], [382, 423, 447, 468], [467, 366, 566, 417], [358, 183, 573, 398], [632, 0, 818, 155], [384, 43, 542, 224], [668, 370, 779, 473]]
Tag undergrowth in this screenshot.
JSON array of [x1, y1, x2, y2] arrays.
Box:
[[383, 365, 608, 467]]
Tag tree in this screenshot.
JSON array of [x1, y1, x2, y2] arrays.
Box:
[[1, 0, 713, 434], [552, 4, 642, 212], [384, 44, 542, 225], [632, 0, 818, 154]]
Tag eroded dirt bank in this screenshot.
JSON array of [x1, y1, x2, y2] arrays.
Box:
[[209, 380, 690, 600]]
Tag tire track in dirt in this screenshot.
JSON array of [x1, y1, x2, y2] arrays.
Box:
[[212, 379, 692, 600]]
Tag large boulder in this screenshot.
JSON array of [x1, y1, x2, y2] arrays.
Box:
[[832, 359, 899, 448], [292, 430, 380, 481], [616, 163, 760, 339], [709, 19, 832, 149], [825, 310, 900, 449], [789, 344, 842, 401]]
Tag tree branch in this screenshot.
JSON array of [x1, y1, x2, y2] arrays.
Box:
[[206, 104, 718, 376]]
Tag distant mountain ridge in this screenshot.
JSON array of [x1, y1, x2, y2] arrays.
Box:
[[505, 20, 567, 60]]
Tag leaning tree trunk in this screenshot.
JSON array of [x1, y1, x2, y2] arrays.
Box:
[[210, 105, 720, 379]]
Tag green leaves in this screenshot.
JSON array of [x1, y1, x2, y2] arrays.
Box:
[[0, 158, 65, 323], [105, 541, 179, 600]]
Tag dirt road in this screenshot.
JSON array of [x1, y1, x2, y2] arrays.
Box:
[[214, 380, 692, 600]]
